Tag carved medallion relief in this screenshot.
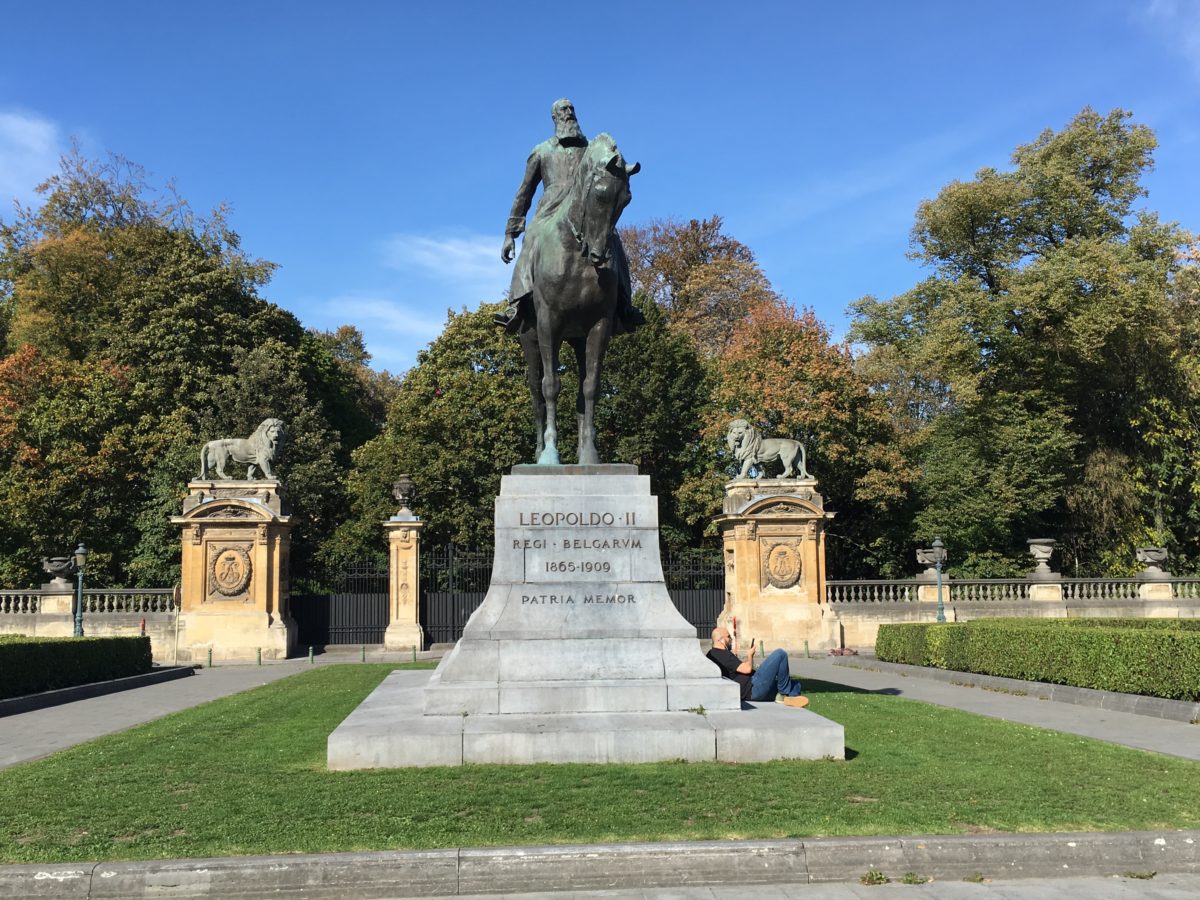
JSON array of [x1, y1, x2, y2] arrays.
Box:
[[208, 544, 253, 599], [762, 540, 803, 590]]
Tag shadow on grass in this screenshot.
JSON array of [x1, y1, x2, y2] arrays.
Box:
[[801, 677, 902, 697]]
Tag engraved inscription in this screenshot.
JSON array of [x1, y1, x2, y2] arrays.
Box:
[[521, 593, 637, 604], [519, 510, 637, 526]]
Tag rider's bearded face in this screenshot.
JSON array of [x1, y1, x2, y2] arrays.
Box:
[[554, 107, 583, 141]]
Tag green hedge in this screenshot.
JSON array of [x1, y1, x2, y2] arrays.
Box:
[[875, 619, 1200, 701], [0, 636, 152, 700]]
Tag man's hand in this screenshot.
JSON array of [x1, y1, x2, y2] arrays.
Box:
[[501, 235, 516, 264]]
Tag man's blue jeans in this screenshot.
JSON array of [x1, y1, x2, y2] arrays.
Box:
[[749, 649, 802, 702]]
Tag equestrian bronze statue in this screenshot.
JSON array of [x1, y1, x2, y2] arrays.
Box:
[[498, 100, 641, 465]]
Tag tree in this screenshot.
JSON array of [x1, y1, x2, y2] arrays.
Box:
[[330, 303, 531, 557], [0, 150, 381, 585], [620, 217, 777, 356], [711, 300, 915, 576], [0, 347, 146, 584], [850, 108, 1198, 573], [335, 295, 715, 557]]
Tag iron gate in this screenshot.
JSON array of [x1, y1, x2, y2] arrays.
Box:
[[419, 545, 725, 643], [420, 544, 492, 645], [663, 551, 725, 638], [291, 561, 389, 646]]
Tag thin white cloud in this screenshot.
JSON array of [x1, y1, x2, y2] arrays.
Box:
[[311, 294, 447, 373], [380, 231, 507, 287], [0, 110, 63, 206], [1143, 1, 1200, 82], [322, 295, 443, 340]]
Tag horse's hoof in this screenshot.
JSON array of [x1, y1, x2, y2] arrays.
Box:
[[578, 449, 601, 465], [537, 447, 561, 466]]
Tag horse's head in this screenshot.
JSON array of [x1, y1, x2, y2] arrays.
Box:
[[572, 133, 640, 266]]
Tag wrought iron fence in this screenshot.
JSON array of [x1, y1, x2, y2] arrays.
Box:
[[419, 545, 727, 643], [291, 561, 389, 646], [662, 550, 725, 637], [420, 544, 493, 645]]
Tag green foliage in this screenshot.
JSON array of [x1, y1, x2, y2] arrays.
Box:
[[0, 150, 379, 585], [329, 302, 531, 556], [0, 636, 151, 699], [850, 108, 1199, 575], [876, 619, 1200, 700], [860, 869, 890, 885], [335, 296, 715, 555]]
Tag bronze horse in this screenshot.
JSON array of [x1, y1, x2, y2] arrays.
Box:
[[518, 133, 640, 465]]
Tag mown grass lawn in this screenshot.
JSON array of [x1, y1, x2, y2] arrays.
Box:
[[2, 663, 1198, 863]]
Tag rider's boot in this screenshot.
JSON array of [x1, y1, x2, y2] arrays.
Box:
[[493, 301, 523, 333], [615, 294, 645, 333]]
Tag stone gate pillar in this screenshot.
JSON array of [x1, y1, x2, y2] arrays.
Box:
[[171, 481, 295, 662], [383, 516, 425, 652], [714, 477, 836, 651]]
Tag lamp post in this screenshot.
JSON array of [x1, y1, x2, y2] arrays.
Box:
[[72, 542, 88, 637], [931, 537, 947, 623]]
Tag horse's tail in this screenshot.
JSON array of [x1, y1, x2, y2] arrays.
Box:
[[199, 442, 209, 479]]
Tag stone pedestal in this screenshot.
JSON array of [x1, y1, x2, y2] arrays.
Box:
[[328, 465, 844, 767], [713, 478, 836, 651], [383, 517, 425, 652], [171, 481, 295, 662]]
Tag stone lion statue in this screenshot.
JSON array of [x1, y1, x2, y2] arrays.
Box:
[[726, 418, 810, 479], [200, 418, 285, 480]]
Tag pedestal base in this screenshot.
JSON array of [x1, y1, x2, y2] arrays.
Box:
[[383, 622, 423, 652], [176, 610, 294, 662], [329, 465, 844, 767], [328, 670, 845, 768]]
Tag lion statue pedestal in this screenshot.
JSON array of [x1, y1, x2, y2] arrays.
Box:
[[713, 476, 837, 653], [170, 480, 295, 662]]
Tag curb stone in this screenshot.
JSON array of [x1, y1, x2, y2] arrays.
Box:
[[0, 666, 195, 718], [1, 831, 1196, 899], [833, 657, 1200, 723]]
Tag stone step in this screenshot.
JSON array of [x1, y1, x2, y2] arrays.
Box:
[[422, 676, 741, 715]]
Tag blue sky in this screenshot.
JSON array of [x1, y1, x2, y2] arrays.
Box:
[[2, 1, 1198, 371]]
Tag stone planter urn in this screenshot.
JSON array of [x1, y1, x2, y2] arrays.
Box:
[[915, 547, 939, 580], [1135, 547, 1169, 580], [1027, 538, 1057, 580]]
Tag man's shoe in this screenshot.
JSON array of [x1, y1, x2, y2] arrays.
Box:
[[776, 694, 809, 709]]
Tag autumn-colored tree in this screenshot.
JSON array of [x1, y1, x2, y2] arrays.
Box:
[[620, 216, 777, 356], [709, 300, 915, 576], [0, 151, 379, 585]]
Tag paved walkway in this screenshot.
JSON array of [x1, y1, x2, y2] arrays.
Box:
[[790, 656, 1200, 761], [454, 874, 1200, 899], [0, 650, 429, 769]]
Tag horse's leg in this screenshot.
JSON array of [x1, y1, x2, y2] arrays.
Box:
[[577, 316, 611, 466], [536, 314, 562, 465], [520, 329, 546, 460], [568, 337, 589, 464]]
